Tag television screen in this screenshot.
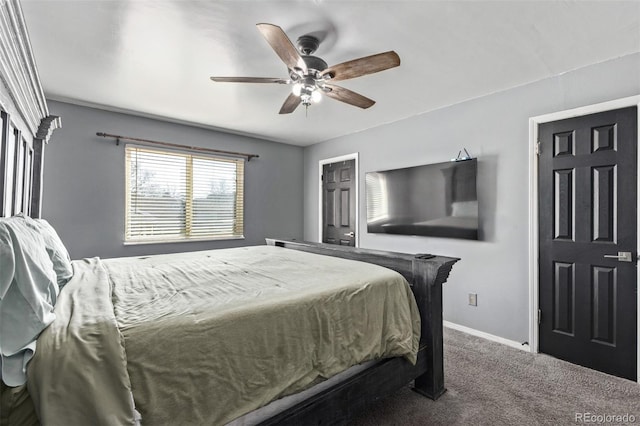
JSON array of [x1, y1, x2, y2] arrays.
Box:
[[366, 158, 478, 240]]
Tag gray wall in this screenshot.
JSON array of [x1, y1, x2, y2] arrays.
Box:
[[303, 53, 640, 343], [42, 101, 304, 259]]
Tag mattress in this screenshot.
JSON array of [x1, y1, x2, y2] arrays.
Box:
[[27, 245, 420, 425]]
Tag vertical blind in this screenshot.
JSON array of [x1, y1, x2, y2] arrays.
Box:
[[125, 145, 244, 242]]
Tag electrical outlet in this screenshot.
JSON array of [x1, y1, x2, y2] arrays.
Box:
[[468, 293, 478, 306]]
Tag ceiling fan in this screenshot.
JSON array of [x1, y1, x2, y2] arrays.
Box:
[[210, 23, 400, 114]]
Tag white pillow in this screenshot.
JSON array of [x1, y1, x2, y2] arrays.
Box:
[[29, 218, 73, 288], [0, 217, 58, 386]]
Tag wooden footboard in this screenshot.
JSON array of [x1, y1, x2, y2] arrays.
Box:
[[264, 239, 459, 424]]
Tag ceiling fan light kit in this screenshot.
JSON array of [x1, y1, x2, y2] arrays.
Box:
[[210, 23, 400, 114]]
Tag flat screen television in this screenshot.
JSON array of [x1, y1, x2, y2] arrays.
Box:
[[366, 158, 478, 240]]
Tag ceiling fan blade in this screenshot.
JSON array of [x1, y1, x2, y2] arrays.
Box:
[[210, 77, 288, 84], [256, 23, 307, 73], [322, 51, 400, 82], [279, 93, 302, 114], [324, 84, 375, 109]]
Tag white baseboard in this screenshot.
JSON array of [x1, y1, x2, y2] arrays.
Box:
[[444, 321, 530, 352]]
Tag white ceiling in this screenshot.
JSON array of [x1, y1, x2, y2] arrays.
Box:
[[21, 0, 640, 146]]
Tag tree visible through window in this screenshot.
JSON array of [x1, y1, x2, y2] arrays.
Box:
[[125, 145, 244, 242]]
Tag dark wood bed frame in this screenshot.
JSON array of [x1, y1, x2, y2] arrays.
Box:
[[261, 238, 459, 425], [1, 0, 60, 220], [1, 3, 459, 424]]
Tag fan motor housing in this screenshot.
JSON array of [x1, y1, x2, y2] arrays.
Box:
[[295, 35, 328, 74], [302, 55, 328, 73], [297, 35, 320, 55]]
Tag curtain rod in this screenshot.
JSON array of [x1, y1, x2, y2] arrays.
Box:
[[96, 132, 259, 161]]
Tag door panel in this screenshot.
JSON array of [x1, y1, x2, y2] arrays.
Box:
[[325, 189, 335, 227], [553, 261, 575, 335], [340, 189, 350, 226], [539, 106, 637, 381], [322, 159, 356, 246], [592, 165, 615, 242], [591, 265, 615, 344], [553, 169, 574, 240]]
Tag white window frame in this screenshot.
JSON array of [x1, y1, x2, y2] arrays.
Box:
[[124, 144, 245, 245]]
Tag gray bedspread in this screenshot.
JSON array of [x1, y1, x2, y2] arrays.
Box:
[[28, 245, 420, 425], [27, 258, 137, 425]]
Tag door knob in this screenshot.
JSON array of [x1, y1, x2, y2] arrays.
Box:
[[603, 251, 633, 262], [344, 231, 355, 237]]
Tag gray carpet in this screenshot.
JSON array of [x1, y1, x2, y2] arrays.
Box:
[[350, 327, 640, 425]]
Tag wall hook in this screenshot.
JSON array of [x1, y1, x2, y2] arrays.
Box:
[[452, 148, 472, 162]]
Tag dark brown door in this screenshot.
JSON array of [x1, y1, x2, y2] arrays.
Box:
[[322, 159, 356, 246], [538, 107, 637, 380]]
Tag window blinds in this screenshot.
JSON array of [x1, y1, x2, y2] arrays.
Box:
[[125, 146, 244, 242]]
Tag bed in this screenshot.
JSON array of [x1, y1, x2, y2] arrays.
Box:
[[1, 221, 458, 425], [0, 2, 459, 423]]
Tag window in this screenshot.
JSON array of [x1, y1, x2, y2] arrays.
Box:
[[125, 145, 244, 243]]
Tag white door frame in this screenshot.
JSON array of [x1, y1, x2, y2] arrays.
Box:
[[528, 95, 640, 383], [318, 153, 359, 247]]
